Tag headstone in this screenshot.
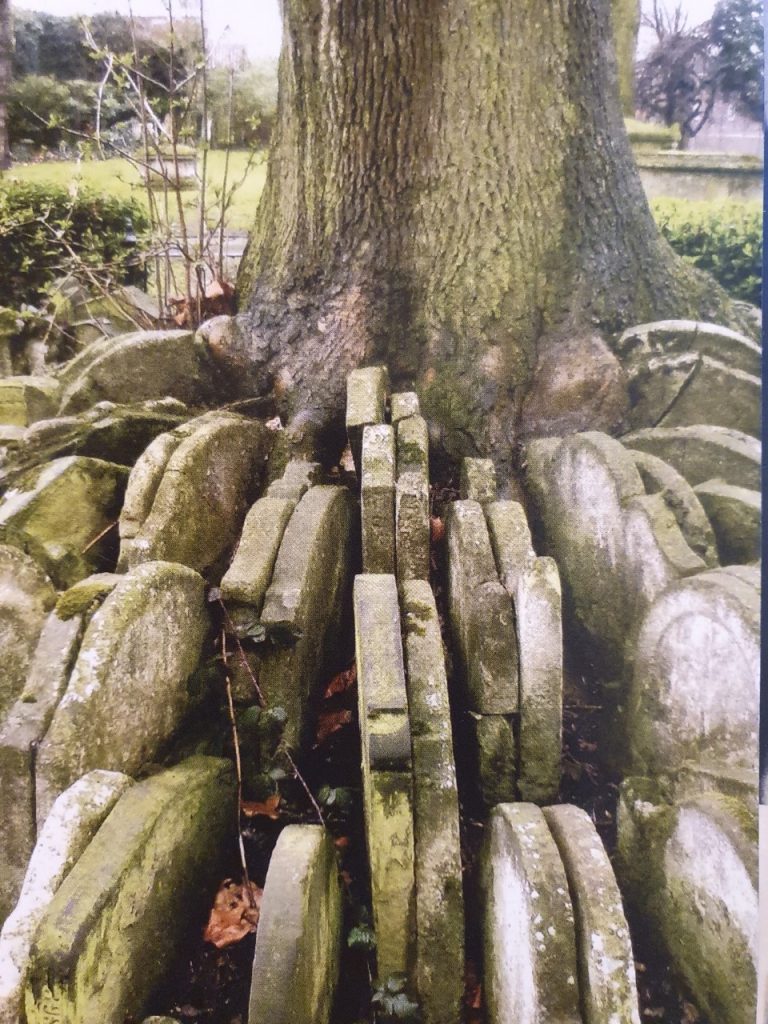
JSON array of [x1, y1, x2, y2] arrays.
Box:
[[35, 561, 208, 822], [694, 480, 761, 565], [459, 458, 496, 503], [0, 611, 84, 923], [266, 459, 321, 502], [25, 757, 235, 1024], [627, 567, 759, 785], [353, 575, 415, 978], [0, 771, 131, 1024], [466, 713, 517, 809], [480, 803, 580, 1024], [391, 391, 420, 423], [120, 414, 269, 575], [396, 416, 429, 581], [0, 456, 128, 588], [220, 497, 296, 609], [485, 500, 536, 594], [346, 367, 388, 476], [0, 377, 60, 428], [361, 425, 395, 574], [249, 825, 342, 1024], [623, 425, 761, 490], [543, 805, 641, 1024], [630, 448, 718, 567], [57, 329, 219, 414], [625, 352, 698, 430], [616, 319, 761, 378], [401, 581, 464, 1024], [446, 501, 518, 713], [516, 557, 563, 804], [656, 357, 761, 438], [0, 545, 55, 720]]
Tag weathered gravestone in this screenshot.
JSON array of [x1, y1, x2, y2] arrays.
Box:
[[459, 457, 496, 504], [0, 377, 60, 427], [623, 424, 761, 490], [361, 424, 395, 574], [35, 561, 208, 823], [249, 825, 342, 1024], [694, 480, 761, 565], [616, 319, 762, 377], [346, 366, 388, 476], [25, 757, 235, 1024], [485, 499, 536, 594], [395, 414, 430, 581]]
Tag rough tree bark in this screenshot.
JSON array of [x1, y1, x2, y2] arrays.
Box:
[[0, 0, 11, 170], [214, 0, 749, 466]]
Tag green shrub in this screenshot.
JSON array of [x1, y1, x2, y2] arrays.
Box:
[[0, 180, 149, 307], [651, 197, 762, 307]]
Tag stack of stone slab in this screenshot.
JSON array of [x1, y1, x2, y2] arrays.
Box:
[[220, 462, 356, 760], [0, 560, 209, 923], [347, 369, 430, 582], [447, 457, 563, 807], [354, 575, 464, 1024], [480, 801, 640, 1024]]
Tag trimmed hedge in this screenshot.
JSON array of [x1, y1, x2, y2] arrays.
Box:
[[651, 197, 762, 308], [0, 180, 149, 308]]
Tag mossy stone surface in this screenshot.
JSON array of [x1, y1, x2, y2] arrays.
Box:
[[249, 825, 342, 1024], [657, 356, 761, 438], [391, 391, 420, 423], [694, 480, 761, 565], [25, 757, 236, 1024], [35, 561, 208, 823], [467, 714, 516, 810], [346, 367, 389, 476], [221, 496, 296, 608], [485, 500, 536, 595], [616, 319, 761, 378], [459, 457, 496, 503], [0, 377, 60, 428], [622, 425, 761, 490], [396, 470, 430, 583], [361, 425, 395, 574], [55, 574, 121, 620]]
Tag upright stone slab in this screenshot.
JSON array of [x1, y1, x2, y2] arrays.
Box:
[[623, 425, 761, 490], [361, 425, 396, 574], [657, 356, 761, 438], [346, 367, 388, 476], [354, 575, 415, 979], [25, 757, 235, 1024], [396, 416, 430, 581], [35, 561, 208, 823], [616, 319, 762, 377], [0, 611, 84, 923], [391, 391, 420, 423], [516, 557, 563, 804], [446, 501, 518, 713], [467, 713, 517, 809], [220, 497, 296, 609], [249, 826, 342, 1024], [543, 805, 640, 1024], [480, 803, 580, 1024], [485, 500, 536, 594], [0, 545, 55, 720], [625, 352, 698, 430], [0, 456, 128, 588], [0, 377, 60, 427], [627, 567, 759, 785], [694, 480, 761, 565], [120, 414, 269, 575], [401, 581, 464, 1024], [630, 448, 718, 567], [57, 329, 219, 413], [0, 771, 131, 1024], [266, 459, 321, 502], [258, 486, 356, 751], [459, 458, 496, 503]]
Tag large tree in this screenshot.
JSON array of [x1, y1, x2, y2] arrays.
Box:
[[226, 0, 749, 466]]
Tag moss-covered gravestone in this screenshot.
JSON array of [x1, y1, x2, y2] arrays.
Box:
[[361, 425, 395, 574], [623, 425, 761, 491], [395, 415, 429, 581], [694, 480, 761, 565], [346, 366, 388, 477]]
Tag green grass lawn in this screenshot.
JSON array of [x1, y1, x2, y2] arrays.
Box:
[[6, 150, 268, 231]]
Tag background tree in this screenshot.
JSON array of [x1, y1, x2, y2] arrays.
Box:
[[708, 0, 763, 121], [231, 0, 747, 465], [0, 0, 10, 168]]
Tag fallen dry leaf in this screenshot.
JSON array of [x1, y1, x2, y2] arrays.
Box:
[[315, 708, 352, 745], [203, 878, 262, 948], [334, 835, 350, 850], [323, 663, 357, 698], [430, 516, 445, 544], [241, 793, 281, 819]]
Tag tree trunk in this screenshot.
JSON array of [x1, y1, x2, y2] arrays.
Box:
[[0, 0, 11, 170], [226, 0, 747, 465]]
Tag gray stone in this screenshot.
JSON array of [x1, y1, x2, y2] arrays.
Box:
[[391, 391, 420, 423], [516, 557, 562, 804], [623, 425, 761, 490], [361, 424, 395, 574], [460, 457, 496, 503], [353, 575, 415, 978], [220, 497, 296, 609], [401, 581, 464, 1024], [0, 770, 131, 1024], [480, 803, 580, 1024], [467, 713, 516, 810], [25, 757, 236, 1024], [616, 319, 762, 377], [446, 501, 518, 713], [485, 500, 536, 596], [627, 567, 759, 786], [346, 367, 388, 475], [0, 545, 55, 720], [120, 414, 269, 575], [0, 377, 60, 428], [543, 805, 640, 1024], [0, 611, 84, 923], [57, 329, 219, 414], [694, 480, 761, 565], [35, 561, 208, 822], [396, 416, 430, 582], [630, 449, 719, 567], [0, 456, 128, 588], [249, 825, 342, 1024], [658, 356, 760, 437], [625, 352, 699, 429], [266, 459, 321, 503]]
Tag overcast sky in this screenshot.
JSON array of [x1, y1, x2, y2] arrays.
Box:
[[13, 0, 718, 62]]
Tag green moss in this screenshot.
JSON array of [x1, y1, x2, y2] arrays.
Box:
[[56, 578, 118, 620]]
